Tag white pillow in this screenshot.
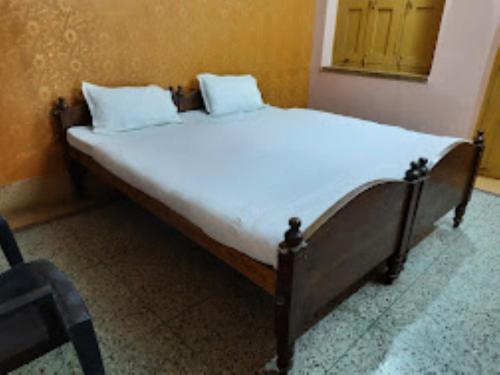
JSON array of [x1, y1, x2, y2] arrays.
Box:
[[82, 82, 181, 134], [197, 74, 265, 117]]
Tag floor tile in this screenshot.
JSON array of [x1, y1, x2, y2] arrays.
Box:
[[6, 190, 500, 374], [168, 282, 274, 350], [69, 264, 164, 348], [0, 253, 8, 271], [103, 237, 246, 321], [164, 271, 277, 373], [12, 344, 82, 375], [101, 347, 159, 375], [101, 323, 207, 374], [67, 201, 173, 263], [384, 309, 500, 374], [376, 257, 477, 335], [329, 327, 458, 374], [14, 219, 101, 278], [291, 305, 372, 373], [460, 191, 500, 227], [375, 236, 500, 373], [195, 325, 276, 374], [339, 225, 454, 323]]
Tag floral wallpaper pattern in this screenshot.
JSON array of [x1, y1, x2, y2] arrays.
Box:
[[0, 0, 315, 185]]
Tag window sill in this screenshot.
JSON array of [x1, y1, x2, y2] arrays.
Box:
[[321, 65, 429, 83]]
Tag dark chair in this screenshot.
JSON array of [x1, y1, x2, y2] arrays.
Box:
[[0, 215, 104, 374]]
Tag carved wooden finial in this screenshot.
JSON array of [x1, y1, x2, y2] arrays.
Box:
[[174, 86, 184, 112], [417, 157, 429, 176], [57, 97, 68, 109], [474, 130, 485, 146], [405, 161, 421, 182], [280, 217, 304, 252], [168, 86, 177, 106], [53, 97, 69, 117], [176, 86, 184, 97]]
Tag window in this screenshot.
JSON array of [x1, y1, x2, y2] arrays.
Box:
[[331, 0, 445, 78]]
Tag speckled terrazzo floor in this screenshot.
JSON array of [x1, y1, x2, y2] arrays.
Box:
[[4, 190, 499, 374]]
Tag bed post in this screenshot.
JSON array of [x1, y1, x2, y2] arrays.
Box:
[[67, 160, 87, 197], [453, 130, 485, 228], [53, 97, 87, 197], [53, 97, 69, 131], [275, 218, 306, 374], [385, 158, 429, 284], [175, 86, 184, 112], [169, 86, 178, 108]]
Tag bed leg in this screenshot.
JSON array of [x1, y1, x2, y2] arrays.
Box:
[[453, 130, 485, 228], [276, 342, 295, 374], [453, 205, 466, 228], [385, 158, 428, 284], [68, 159, 87, 197], [275, 218, 305, 374], [385, 255, 405, 285]]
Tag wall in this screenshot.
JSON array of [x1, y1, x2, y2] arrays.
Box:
[[0, 0, 316, 187], [309, 0, 500, 138]]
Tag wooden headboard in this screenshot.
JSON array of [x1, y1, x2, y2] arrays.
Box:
[[174, 86, 205, 113], [53, 86, 205, 132]]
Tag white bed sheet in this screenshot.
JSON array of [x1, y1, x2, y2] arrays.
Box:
[[67, 107, 462, 268]]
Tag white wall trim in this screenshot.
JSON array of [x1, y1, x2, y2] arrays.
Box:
[[321, 0, 339, 67]]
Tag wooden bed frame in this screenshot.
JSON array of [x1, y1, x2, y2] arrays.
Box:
[[52, 87, 484, 374]]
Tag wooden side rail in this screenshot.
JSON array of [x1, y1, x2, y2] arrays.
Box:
[[68, 148, 278, 294]]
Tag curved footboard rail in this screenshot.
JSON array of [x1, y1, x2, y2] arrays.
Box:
[[409, 131, 485, 247], [274, 160, 428, 373]]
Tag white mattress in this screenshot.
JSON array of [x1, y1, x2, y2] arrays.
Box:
[[68, 107, 462, 268]]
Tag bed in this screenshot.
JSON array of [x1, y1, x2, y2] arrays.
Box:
[[53, 88, 484, 373]]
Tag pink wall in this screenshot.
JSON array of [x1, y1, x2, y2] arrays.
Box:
[[309, 0, 500, 138]]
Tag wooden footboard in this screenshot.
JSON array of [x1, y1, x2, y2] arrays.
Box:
[[274, 162, 428, 372], [274, 132, 484, 373], [410, 132, 484, 246]]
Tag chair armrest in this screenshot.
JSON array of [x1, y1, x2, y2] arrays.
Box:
[[0, 215, 24, 267], [0, 285, 53, 319]]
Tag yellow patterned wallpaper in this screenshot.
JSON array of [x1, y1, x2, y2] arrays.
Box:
[[0, 0, 315, 186]]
